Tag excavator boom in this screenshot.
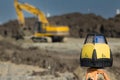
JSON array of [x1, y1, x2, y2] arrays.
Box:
[[14, 0, 48, 25], [14, 0, 25, 27]]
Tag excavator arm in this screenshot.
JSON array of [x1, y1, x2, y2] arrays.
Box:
[[14, 0, 25, 27], [14, 0, 49, 26]]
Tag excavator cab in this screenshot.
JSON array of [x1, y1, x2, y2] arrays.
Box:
[[34, 21, 45, 33], [80, 33, 113, 68], [31, 21, 48, 42], [32, 21, 69, 42]]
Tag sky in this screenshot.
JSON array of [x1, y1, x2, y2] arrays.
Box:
[[0, 0, 120, 24]]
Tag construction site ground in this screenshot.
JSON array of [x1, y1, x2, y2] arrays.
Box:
[[0, 36, 119, 80]]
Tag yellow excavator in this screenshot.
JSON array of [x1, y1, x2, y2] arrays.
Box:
[[14, 0, 69, 42]]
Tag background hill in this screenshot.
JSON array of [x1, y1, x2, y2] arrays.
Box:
[[0, 12, 120, 38]]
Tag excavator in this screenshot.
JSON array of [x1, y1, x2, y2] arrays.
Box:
[[14, 0, 69, 42]]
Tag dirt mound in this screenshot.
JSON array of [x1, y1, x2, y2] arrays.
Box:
[[0, 12, 120, 39]]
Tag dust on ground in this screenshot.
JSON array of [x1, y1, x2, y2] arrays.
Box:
[[0, 36, 119, 80]]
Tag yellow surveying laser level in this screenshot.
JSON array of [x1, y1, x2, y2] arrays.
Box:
[[80, 33, 113, 68]]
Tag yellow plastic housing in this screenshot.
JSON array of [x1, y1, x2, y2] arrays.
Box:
[[81, 43, 110, 59]]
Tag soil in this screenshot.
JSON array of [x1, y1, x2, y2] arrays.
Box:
[[0, 37, 119, 80]]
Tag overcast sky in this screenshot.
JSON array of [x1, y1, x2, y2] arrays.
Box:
[[0, 0, 120, 23]]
